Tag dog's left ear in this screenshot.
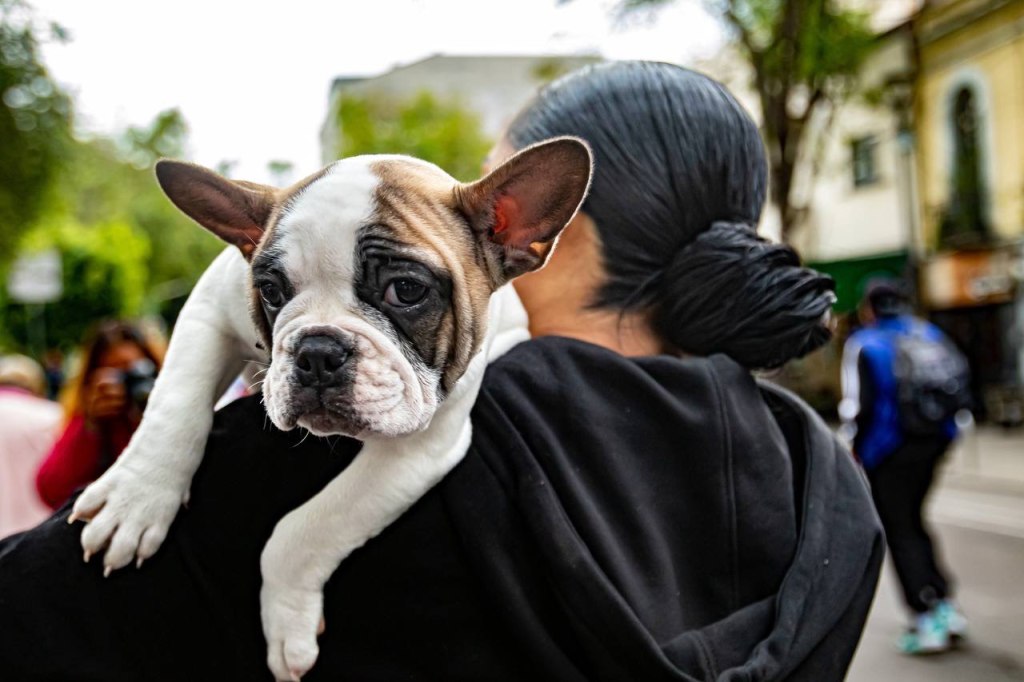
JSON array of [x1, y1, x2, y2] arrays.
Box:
[[155, 160, 278, 260], [456, 137, 592, 287]]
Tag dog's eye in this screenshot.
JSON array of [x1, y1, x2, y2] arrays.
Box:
[[259, 282, 285, 308], [384, 279, 428, 307]]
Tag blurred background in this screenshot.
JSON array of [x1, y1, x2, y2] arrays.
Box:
[[1, 0, 1022, 679]]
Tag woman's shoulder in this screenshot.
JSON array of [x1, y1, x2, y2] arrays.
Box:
[[475, 336, 776, 472], [483, 335, 757, 408]]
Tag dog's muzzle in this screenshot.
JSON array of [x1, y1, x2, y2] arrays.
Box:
[[293, 334, 354, 389]]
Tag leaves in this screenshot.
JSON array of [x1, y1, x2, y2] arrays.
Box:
[[0, 0, 72, 269], [0, 5, 219, 352], [4, 219, 151, 351], [332, 91, 492, 182], [2, 112, 224, 352]]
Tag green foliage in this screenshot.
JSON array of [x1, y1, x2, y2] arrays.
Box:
[[0, 6, 219, 353], [717, 0, 872, 89], [48, 112, 224, 309], [531, 58, 572, 84], [4, 219, 150, 351], [614, 0, 876, 240], [332, 91, 492, 182], [714, 0, 875, 239], [1, 108, 224, 353], [121, 108, 189, 168], [0, 0, 72, 269]]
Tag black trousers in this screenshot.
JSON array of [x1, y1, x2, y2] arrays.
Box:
[[867, 435, 953, 614]]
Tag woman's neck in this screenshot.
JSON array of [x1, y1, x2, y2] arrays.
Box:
[[512, 213, 668, 358], [526, 307, 667, 357]]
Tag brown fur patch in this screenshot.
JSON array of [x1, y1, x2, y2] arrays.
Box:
[[370, 159, 495, 391]]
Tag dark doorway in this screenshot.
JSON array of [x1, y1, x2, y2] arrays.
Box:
[[930, 303, 1016, 423]]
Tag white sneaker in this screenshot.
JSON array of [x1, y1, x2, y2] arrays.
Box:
[[934, 599, 968, 641], [898, 611, 950, 655]]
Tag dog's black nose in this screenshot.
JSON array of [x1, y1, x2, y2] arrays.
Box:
[[294, 335, 352, 388]]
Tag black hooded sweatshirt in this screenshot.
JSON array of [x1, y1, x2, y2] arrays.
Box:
[[0, 337, 884, 681]]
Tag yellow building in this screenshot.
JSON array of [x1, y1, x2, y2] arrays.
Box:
[[913, 0, 1024, 424]]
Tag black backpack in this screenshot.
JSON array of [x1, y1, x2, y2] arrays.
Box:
[[892, 325, 972, 435]]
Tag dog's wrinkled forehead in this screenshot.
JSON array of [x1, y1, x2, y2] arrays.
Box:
[[258, 156, 471, 284]]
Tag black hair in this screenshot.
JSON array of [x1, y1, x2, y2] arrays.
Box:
[[864, 278, 908, 319], [506, 61, 835, 368]]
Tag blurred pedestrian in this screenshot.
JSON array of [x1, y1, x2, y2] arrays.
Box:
[[0, 354, 62, 538], [41, 348, 65, 401], [36, 321, 163, 510], [840, 279, 972, 654]]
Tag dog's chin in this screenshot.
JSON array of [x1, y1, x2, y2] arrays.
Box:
[[284, 405, 434, 440], [265, 377, 437, 439], [295, 408, 364, 438]]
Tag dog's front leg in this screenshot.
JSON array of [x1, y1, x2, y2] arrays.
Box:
[[259, 347, 488, 681], [72, 249, 262, 573]]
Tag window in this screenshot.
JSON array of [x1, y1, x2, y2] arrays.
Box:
[[851, 135, 879, 188]]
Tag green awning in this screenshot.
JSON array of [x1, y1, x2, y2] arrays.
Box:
[[807, 251, 908, 314]]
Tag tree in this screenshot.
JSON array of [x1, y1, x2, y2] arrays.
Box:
[[330, 91, 492, 182], [597, 0, 876, 242], [47, 114, 224, 318], [1, 108, 225, 351], [4, 220, 150, 351], [0, 0, 72, 268]]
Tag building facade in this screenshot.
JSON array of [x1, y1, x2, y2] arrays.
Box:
[[913, 0, 1024, 424], [319, 54, 600, 165]]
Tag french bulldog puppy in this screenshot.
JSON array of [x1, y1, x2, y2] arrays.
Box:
[[70, 137, 593, 680]]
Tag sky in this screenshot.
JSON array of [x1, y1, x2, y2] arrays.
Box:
[[30, 0, 724, 183]]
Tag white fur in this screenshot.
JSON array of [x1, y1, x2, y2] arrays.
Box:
[[71, 159, 532, 681], [73, 248, 264, 571], [260, 285, 527, 680], [263, 159, 437, 437]]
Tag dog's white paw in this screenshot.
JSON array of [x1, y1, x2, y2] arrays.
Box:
[[260, 580, 324, 681], [71, 459, 188, 573]]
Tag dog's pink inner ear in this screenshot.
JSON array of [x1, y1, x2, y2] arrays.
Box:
[[489, 193, 555, 264], [460, 137, 592, 286]]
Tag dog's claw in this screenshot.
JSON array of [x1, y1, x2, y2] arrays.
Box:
[[103, 565, 112, 578], [72, 458, 189, 576], [83, 549, 92, 563]]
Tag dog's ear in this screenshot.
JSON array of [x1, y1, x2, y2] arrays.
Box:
[[155, 160, 277, 260], [456, 137, 592, 287]]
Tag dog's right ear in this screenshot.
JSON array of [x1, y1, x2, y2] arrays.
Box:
[[155, 160, 277, 260]]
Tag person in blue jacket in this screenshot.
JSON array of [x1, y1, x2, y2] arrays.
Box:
[[841, 279, 969, 654]]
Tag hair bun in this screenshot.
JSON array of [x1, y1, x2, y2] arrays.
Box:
[[654, 221, 836, 369]]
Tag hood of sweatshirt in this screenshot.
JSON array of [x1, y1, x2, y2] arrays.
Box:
[[446, 336, 885, 681]]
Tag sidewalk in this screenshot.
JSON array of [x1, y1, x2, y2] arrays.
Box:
[[848, 424, 1024, 681], [930, 425, 1024, 540], [942, 425, 1024, 493]]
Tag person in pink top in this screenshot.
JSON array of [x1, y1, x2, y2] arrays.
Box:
[[0, 355, 62, 538]]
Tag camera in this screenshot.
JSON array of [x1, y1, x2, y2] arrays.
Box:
[[121, 359, 157, 411]]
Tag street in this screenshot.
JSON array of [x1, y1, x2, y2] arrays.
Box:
[[848, 429, 1024, 681]]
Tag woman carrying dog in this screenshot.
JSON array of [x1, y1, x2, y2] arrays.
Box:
[[0, 61, 882, 681]]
